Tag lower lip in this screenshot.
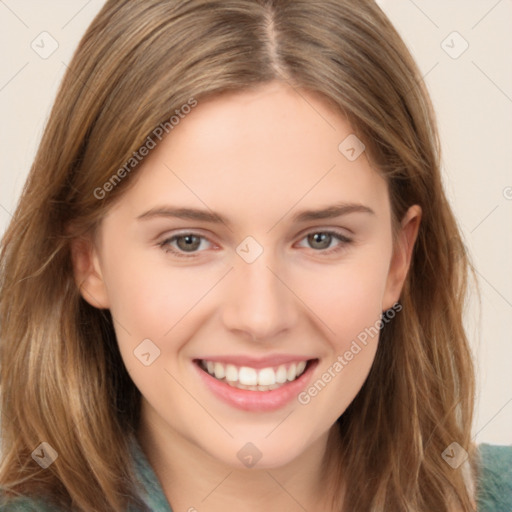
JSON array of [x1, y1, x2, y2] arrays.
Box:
[[193, 359, 318, 412]]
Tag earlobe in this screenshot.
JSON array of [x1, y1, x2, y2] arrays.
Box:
[[70, 236, 110, 309], [382, 205, 422, 310]]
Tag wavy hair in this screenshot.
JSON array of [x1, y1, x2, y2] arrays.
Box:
[[0, 0, 479, 510]]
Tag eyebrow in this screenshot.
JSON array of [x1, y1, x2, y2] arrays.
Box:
[[137, 202, 375, 226]]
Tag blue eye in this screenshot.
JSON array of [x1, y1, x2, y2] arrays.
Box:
[[159, 230, 352, 258]]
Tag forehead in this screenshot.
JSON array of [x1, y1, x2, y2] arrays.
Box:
[[109, 81, 390, 225]]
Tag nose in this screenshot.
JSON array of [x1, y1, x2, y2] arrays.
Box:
[[220, 250, 299, 342]]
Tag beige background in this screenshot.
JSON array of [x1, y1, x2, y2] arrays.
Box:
[[0, 0, 511, 445]]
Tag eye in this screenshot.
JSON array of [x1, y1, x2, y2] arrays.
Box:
[[158, 229, 353, 259], [159, 232, 214, 258], [296, 230, 353, 255]]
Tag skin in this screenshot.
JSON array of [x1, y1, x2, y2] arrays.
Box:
[[73, 80, 421, 511]]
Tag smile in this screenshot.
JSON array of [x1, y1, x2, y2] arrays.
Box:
[[193, 357, 318, 412], [198, 359, 309, 391]]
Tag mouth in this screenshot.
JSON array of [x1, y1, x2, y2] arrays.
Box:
[[192, 357, 318, 412], [195, 358, 313, 392]]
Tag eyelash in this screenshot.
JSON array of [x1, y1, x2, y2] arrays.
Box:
[[158, 230, 353, 259]]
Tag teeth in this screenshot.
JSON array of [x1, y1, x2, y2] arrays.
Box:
[[258, 368, 276, 386], [200, 359, 309, 389], [238, 367, 258, 386], [225, 364, 238, 382], [287, 363, 297, 381], [213, 362, 225, 379], [225, 381, 282, 391], [296, 360, 307, 375], [275, 365, 287, 383]]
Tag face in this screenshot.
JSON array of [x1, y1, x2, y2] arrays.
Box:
[[75, 80, 420, 470]]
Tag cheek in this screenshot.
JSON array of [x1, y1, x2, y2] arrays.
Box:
[[296, 254, 391, 349], [293, 260, 388, 418], [102, 255, 216, 393], [101, 245, 215, 339]]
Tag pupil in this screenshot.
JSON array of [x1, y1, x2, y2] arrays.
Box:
[[310, 232, 330, 249], [179, 235, 200, 251]]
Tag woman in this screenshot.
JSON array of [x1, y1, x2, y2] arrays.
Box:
[[1, 0, 510, 510]]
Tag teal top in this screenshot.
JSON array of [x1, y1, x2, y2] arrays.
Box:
[[1, 441, 511, 511]]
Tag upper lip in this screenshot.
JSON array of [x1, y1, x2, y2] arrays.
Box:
[[194, 355, 316, 369]]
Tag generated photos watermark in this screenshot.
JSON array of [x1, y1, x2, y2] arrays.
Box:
[[94, 98, 198, 200], [297, 302, 402, 405]]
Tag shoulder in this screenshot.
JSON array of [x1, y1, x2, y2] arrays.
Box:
[[0, 495, 57, 511], [129, 437, 173, 511], [0, 436, 171, 512], [475, 442, 512, 512]]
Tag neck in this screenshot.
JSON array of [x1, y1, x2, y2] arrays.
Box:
[[137, 411, 344, 512]]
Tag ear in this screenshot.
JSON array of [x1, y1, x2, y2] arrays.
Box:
[[382, 204, 422, 310], [70, 235, 110, 309]]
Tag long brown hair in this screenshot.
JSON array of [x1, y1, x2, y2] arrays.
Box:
[[0, 0, 479, 510]]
